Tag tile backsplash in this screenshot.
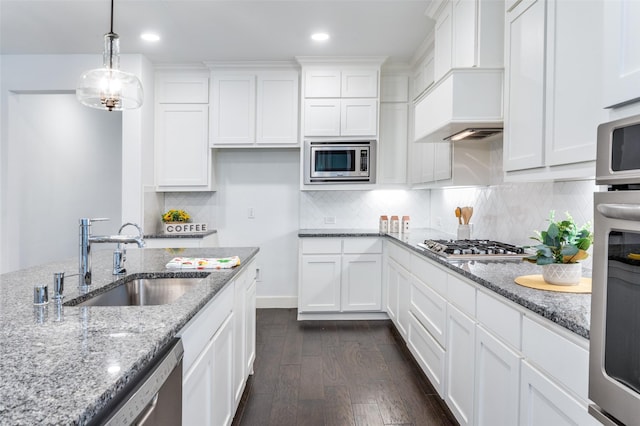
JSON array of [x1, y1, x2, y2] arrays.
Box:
[[300, 180, 597, 266], [299, 189, 431, 229]]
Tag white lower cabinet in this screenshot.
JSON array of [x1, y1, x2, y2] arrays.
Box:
[[299, 238, 382, 315], [445, 303, 476, 426], [408, 311, 446, 396], [519, 360, 600, 426], [383, 240, 594, 426], [474, 325, 521, 426], [179, 260, 257, 426], [183, 312, 234, 426]]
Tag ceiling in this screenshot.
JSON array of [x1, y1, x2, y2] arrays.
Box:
[[0, 0, 434, 66]]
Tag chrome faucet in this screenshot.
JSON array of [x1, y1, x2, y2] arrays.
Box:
[[79, 218, 145, 286], [112, 222, 144, 275]]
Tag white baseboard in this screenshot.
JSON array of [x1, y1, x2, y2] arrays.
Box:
[[256, 296, 298, 309], [297, 312, 390, 321]]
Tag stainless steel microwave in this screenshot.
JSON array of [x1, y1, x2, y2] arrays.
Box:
[[596, 113, 640, 187], [303, 140, 376, 184]]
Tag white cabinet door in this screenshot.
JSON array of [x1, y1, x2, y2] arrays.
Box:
[[396, 262, 411, 339], [157, 76, 209, 104], [341, 69, 378, 98], [503, 0, 545, 171], [211, 75, 256, 144], [340, 99, 378, 136], [212, 314, 235, 426], [299, 255, 342, 312], [604, 0, 640, 108], [303, 99, 341, 136], [304, 69, 341, 97], [386, 258, 399, 324], [342, 254, 382, 311], [446, 303, 476, 426], [434, 1, 453, 82], [183, 336, 214, 425], [544, 0, 603, 165], [520, 361, 600, 426], [452, 0, 477, 68], [182, 311, 234, 426], [433, 141, 452, 181], [474, 325, 521, 426], [232, 274, 248, 407], [378, 103, 408, 185], [256, 73, 299, 144], [245, 278, 257, 375], [156, 104, 211, 189], [381, 75, 409, 103]]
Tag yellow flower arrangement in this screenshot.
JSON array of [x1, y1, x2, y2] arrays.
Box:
[[162, 209, 190, 223]]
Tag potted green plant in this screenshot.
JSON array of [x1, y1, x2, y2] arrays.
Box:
[[524, 211, 593, 285]]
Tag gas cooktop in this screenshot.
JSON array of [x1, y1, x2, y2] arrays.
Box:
[[417, 239, 526, 260]]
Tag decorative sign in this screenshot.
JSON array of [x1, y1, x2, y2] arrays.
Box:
[[163, 222, 208, 234]]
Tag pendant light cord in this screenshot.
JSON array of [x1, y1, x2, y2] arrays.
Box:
[[110, 0, 114, 34]]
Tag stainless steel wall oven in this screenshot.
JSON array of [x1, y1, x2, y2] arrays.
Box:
[[590, 114, 640, 426]]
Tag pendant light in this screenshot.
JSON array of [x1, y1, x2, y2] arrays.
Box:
[[76, 0, 143, 111]]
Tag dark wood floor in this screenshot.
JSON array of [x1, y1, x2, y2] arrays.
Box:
[[232, 308, 458, 426]]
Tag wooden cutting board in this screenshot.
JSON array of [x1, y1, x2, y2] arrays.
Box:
[[514, 275, 592, 293]]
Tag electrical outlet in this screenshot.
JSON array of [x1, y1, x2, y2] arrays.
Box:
[[324, 216, 336, 225], [436, 217, 442, 228], [248, 208, 255, 219]]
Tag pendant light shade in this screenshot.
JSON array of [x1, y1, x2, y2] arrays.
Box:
[[76, 0, 143, 111]]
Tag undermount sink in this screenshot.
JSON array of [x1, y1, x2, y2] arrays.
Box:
[[75, 277, 203, 307]]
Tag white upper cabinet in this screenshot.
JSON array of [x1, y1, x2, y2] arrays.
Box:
[[503, 0, 545, 171], [603, 0, 640, 108], [341, 69, 379, 98], [434, 1, 453, 82], [428, 0, 505, 82], [154, 71, 215, 192], [210, 68, 299, 147], [298, 58, 385, 138], [256, 73, 299, 144], [157, 76, 209, 104], [304, 69, 341, 97], [503, 0, 606, 180], [211, 75, 256, 145], [378, 102, 408, 185]]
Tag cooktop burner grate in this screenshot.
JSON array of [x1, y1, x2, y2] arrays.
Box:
[[417, 239, 526, 259]]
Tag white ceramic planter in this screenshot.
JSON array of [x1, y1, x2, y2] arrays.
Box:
[[542, 262, 582, 286]]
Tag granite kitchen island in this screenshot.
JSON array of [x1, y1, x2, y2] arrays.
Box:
[[0, 247, 258, 425]]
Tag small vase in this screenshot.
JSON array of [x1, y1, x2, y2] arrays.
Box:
[[542, 263, 582, 286]]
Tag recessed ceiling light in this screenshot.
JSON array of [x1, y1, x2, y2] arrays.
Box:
[[140, 33, 160, 42], [311, 33, 330, 42]]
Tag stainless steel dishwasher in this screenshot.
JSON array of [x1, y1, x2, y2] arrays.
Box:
[[90, 338, 184, 426]]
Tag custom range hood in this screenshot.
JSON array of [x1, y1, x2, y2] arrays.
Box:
[[414, 68, 504, 142]]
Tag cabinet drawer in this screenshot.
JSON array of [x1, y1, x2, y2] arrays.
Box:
[[411, 254, 447, 296], [408, 312, 445, 397], [447, 274, 476, 317], [477, 291, 522, 350], [301, 238, 342, 254], [410, 276, 447, 347], [178, 283, 234, 372], [522, 316, 589, 401], [387, 241, 411, 270], [343, 238, 382, 254]]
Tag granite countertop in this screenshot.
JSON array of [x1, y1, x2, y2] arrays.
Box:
[[144, 229, 218, 239], [0, 246, 258, 425], [298, 228, 592, 340]]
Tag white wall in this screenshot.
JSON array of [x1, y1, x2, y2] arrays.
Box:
[[0, 54, 153, 272], [213, 149, 300, 306], [3, 93, 122, 272]]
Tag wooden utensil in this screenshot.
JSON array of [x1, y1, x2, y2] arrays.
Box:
[[455, 207, 462, 225]]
